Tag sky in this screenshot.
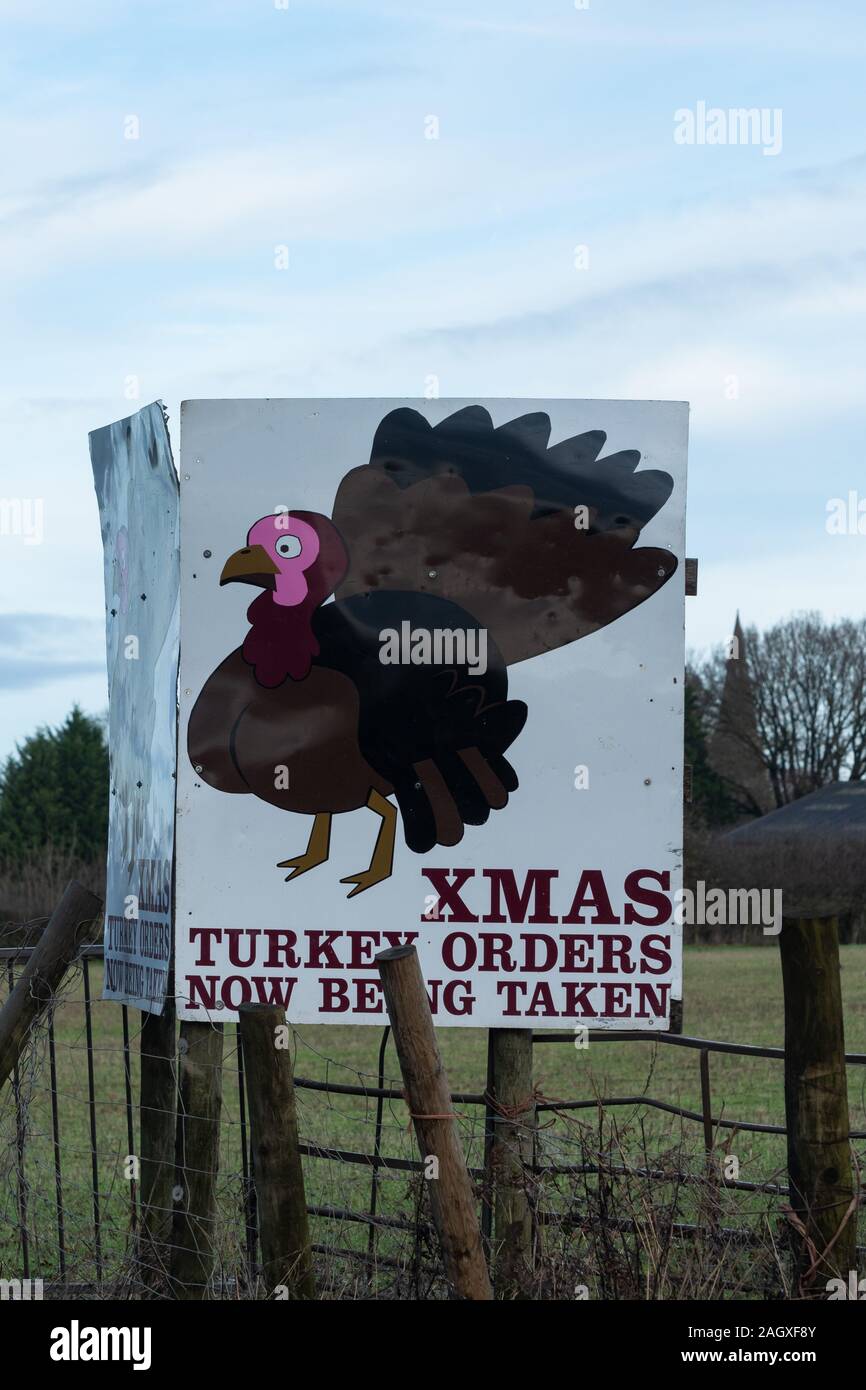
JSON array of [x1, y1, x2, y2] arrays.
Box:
[[1, 0, 865, 758]]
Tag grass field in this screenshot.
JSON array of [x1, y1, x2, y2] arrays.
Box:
[[2, 944, 865, 1294]]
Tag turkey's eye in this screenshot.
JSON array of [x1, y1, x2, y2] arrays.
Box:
[[275, 535, 302, 559]]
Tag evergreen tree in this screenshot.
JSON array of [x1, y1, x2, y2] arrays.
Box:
[[0, 706, 108, 864], [685, 677, 737, 827]]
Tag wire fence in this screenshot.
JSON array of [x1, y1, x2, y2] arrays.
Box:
[[2, 935, 866, 1300]]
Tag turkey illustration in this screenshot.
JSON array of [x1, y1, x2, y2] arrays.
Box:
[[187, 406, 678, 896]]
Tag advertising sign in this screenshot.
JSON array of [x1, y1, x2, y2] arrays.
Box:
[[90, 401, 178, 1014], [175, 398, 687, 1028]]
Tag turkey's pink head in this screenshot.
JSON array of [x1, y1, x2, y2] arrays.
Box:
[[220, 510, 347, 608], [220, 511, 348, 685]]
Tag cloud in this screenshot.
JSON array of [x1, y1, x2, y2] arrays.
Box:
[[128, 153, 866, 395], [0, 163, 163, 232], [0, 0, 117, 22], [0, 614, 105, 690], [399, 159, 866, 344], [338, 1, 866, 55], [0, 138, 579, 282], [687, 533, 866, 653], [0, 149, 378, 275], [0, 658, 106, 691], [618, 350, 866, 433], [1, 0, 865, 760]]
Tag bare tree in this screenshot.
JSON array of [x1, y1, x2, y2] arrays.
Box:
[[695, 612, 866, 809]]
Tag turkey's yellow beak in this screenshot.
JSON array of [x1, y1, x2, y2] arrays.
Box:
[[220, 544, 279, 589]]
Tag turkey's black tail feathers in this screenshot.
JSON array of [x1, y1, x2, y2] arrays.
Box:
[[365, 404, 672, 526], [393, 696, 527, 854]]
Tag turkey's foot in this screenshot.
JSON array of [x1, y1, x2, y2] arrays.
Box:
[[278, 812, 332, 881], [340, 789, 397, 898]]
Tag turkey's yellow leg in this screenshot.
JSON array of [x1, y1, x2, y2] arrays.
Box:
[[278, 813, 331, 882], [340, 790, 397, 898]]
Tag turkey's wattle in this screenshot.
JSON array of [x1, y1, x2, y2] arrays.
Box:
[[221, 511, 349, 685]]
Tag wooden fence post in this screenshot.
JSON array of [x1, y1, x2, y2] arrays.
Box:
[[375, 944, 493, 1301], [171, 1019, 224, 1299], [138, 991, 176, 1291], [0, 881, 101, 1090], [698, 1048, 721, 1231], [237, 1003, 315, 1299], [779, 915, 856, 1289], [490, 1028, 535, 1298]]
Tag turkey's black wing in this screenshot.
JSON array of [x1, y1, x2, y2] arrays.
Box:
[[313, 592, 526, 852]]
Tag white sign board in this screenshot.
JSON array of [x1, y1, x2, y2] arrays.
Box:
[[90, 402, 178, 1014], [175, 399, 687, 1028]]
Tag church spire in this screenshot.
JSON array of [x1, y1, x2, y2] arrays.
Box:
[[709, 615, 774, 817]]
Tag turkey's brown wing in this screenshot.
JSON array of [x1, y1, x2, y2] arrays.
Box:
[[333, 469, 677, 666]]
